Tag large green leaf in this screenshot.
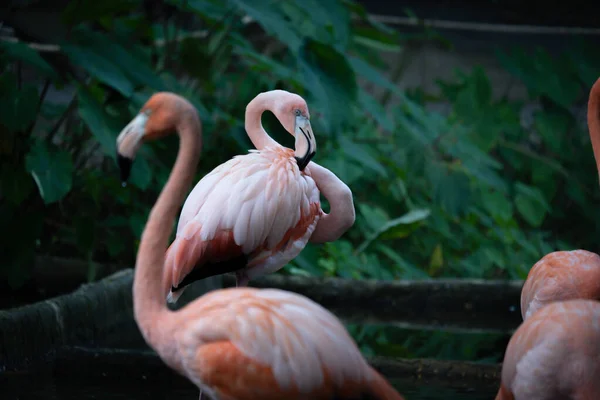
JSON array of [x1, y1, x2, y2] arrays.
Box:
[[496, 47, 580, 109], [376, 244, 430, 279], [349, 56, 402, 96], [25, 140, 73, 204], [534, 111, 570, 154], [62, 44, 133, 97], [103, 42, 165, 91], [317, 0, 350, 48], [426, 163, 472, 216], [129, 155, 153, 191], [167, 0, 230, 20], [78, 87, 116, 156], [352, 25, 403, 53], [453, 66, 491, 114], [231, 0, 301, 52], [298, 39, 358, 133], [356, 208, 430, 253], [358, 203, 390, 233], [379, 209, 432, 239], [129, 210, 150, 240], [0, 41, 58, 79], [0, 77, 38, 133], [289, 0, 350, 50], [71, 28, 165, 90], [320, 153, 364, 186], [160, 73, 211, 120], [358, 89, 394, 131], [514, 182, 551, 228], [234, 47, 299, 84], [480, 189, 513, 224], [339, 135, 387, 177], [78, 87, 153, 188]]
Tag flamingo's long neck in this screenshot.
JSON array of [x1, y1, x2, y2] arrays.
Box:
[[588, 78, 600, 182], [307, 162, 355, 243], [133, 109, 202, 352], [245, 92, 281, 150]]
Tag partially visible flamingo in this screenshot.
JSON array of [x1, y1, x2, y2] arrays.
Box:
[[520, 250, 600, 320], [495, 299, 600, 400], [117, 90, 355, 304], [116, 92, 404, 400], [519, 77, 600, 320]]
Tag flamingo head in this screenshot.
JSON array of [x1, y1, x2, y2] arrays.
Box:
[[271, 92, 317, 171], [116, 92, 196, 183]]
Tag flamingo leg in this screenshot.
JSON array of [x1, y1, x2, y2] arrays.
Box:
[[235, 270, 249, 287]]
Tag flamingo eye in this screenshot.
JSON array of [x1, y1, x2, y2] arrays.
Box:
[[294, 109, 301, 116]]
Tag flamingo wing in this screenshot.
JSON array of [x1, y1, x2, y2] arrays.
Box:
[[175, 288, 375, 400], [165, 149, 321, 292]]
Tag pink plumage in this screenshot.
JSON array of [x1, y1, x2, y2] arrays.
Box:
[[520, 250, 600, 320], [172, 287, 404, 400], [165, 147, 322, 301], [496, 77, 600, 399], [496, 300, 600, 400], [116, 91, 401, 399], [161, 90, 355, 303]]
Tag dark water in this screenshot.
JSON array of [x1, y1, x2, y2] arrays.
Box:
[[0, 348, 499, 400]]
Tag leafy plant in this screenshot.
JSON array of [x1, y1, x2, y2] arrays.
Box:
[[2, 0, 600, 364]]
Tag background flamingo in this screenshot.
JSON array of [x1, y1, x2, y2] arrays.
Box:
[[495, 299, 600, 400], [520, 250, 600, 320], [118, 89, 355, 304], [519, 77, 600, 320], [116, 92, 404, 400]]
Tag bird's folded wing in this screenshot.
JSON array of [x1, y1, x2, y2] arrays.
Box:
[[165, 152, 318, 286]]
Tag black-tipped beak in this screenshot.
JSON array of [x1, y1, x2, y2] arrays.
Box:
[[117, 153, 133, 184], [294, 115, 316, 171], [295, 151, 316, 171]]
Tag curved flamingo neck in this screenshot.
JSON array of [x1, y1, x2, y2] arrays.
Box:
[[307, 162, 355, 243], [588, 78, 600, 182], [245, 92, 281, 150], [133, 108, 202, 349]]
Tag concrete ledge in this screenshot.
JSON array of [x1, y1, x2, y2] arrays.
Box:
[[30, 257, 524, 333], [225, 274, 524, 333], [0, 270, 136, 372], [0, 269, 220, 372], [1, 257, 522, 372], [29, 257, 524, 334]]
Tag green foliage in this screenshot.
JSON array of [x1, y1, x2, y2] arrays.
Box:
[[25, 141, 73, 204], [2, 0, 600, 363]]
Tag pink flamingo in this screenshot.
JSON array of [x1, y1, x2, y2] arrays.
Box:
[[495, 299, 600, 400], [520, 250, 600, 320], [496, 78, 600, 399], [117, 89, 355, 303], [116, 92, 404, 400], [519, 77, 600, 320]]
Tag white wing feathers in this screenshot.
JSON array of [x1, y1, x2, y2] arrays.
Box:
[[176, 150, 317, 254]]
